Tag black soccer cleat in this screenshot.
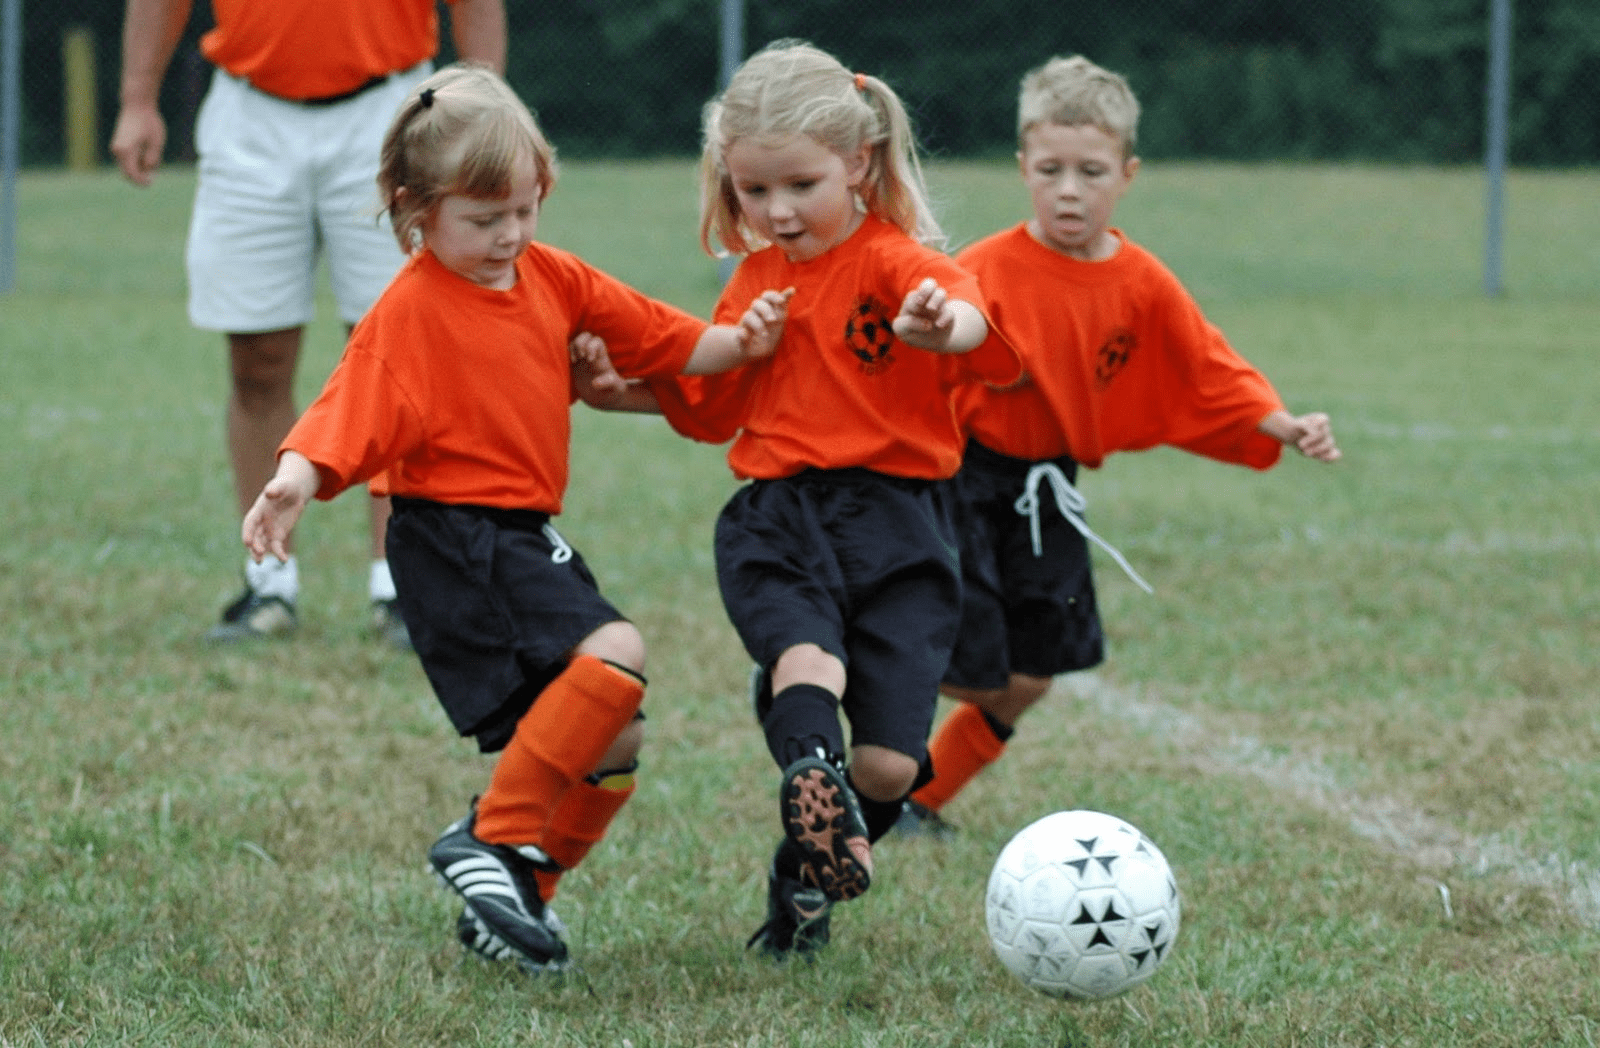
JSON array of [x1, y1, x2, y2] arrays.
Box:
[[779, 757, 873, 902], [747, 858, 833, 960], [205, 584, 297, 642], [890, 798, 957, 839], [428, 804, 570, 972], [369, 598, 414, 651], [455, 903, 569, 974]]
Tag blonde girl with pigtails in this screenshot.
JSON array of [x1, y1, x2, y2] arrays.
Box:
[[599, 38, 1022, 959]]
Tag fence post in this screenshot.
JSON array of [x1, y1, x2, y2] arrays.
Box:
[[717, 0, 744, 284], [63, 26, 99, 171], [1, 0, 20, 293], [1483, 0, 1512, 298]]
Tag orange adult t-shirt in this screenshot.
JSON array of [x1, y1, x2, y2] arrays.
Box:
[[284, 245, 708, 514], [651, 216, 1021, 481], [953, 224, 1285, 470], [202, 0, 450, 101]]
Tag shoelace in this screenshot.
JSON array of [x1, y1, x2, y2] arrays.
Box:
[[1013, 462, 1154, 594], [542, 522, 573, 564]]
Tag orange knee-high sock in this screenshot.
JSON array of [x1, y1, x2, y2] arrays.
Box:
[[474, 655, 644, 846], [532, 767, 637, 902], [910, 702, 1008, 813]]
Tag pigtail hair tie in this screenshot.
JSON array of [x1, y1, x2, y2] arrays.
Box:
[[853, 73, 867, 93], [419, 87, 435, 108]]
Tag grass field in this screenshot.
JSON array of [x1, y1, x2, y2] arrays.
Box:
[[2, 159, 1597, 1047]]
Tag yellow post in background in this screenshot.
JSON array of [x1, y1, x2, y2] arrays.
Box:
[[63, 26, 98, 170]]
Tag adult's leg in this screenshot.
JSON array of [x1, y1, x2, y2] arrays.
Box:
[[227, 327, 303, 538]]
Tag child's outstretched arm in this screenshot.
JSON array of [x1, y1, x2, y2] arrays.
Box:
[[1259, 410, 1342, 462], [683, 287, 794, 375], [570, 332, 662, 414], [241, 451, 322, 563], [893, 277, 988, 353]]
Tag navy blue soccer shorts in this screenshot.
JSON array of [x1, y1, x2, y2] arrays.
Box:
[[386, 496, 626, 753], [714, 468, 963, 762], [942, 441, 1105, 691]]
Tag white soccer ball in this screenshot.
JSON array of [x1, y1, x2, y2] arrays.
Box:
[[985, 809, 1181, 1000]]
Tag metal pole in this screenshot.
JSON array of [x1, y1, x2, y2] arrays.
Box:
[[716, 0, 744, 284], [719, 0, 744, 90], [1483, 0, 1512, 298], [1, 0, 22, 293]]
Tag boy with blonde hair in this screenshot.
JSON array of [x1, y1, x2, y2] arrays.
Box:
[[898, 55, 1340, 834]]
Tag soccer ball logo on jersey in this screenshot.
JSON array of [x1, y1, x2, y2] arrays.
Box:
[[844, 295, 896, 375], [1094, 328, 1136, 390]]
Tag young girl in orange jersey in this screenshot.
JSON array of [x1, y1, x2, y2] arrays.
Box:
[[896, 55, 1341, 836], [582, 39, 1021, 958], [240, 64, 790, 973]]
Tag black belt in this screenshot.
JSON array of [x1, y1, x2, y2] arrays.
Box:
[[293, 74, 392, 107]]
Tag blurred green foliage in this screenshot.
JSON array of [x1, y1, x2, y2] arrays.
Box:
[[15, 0, 1600, 164]]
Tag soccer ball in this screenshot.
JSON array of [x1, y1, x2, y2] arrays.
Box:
[[985, 809, 1181, 1000]]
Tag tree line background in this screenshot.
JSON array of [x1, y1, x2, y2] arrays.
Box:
[[14, 0, 1600, 166]]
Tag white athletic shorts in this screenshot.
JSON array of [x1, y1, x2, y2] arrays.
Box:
[[185, 63, 431, 333]]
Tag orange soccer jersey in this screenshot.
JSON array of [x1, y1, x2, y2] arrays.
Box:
[[953, 225, 1285, 470], [652, 215, 1020, 481], [202, 0, 450, 101], [283, 245, 708, 511]]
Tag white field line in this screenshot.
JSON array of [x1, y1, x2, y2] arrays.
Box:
[[1058, 672, 1600, 926]]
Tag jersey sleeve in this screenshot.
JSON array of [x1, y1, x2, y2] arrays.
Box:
[[645, 369, 755, 444], [560, 255, 708, 380], [643, 263, 768, 444], [895, 239, 1023, 388], [284, 340, 429, 500], [1150, 268, 1284, 468]]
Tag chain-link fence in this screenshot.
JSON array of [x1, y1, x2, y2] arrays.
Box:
[[9, 0, 1600, 168]]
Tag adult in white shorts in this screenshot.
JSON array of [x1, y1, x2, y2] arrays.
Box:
[[110, 0, 506, 644]]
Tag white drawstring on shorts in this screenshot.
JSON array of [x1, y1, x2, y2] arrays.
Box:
[[1013, 462, 1154, 594], [542, 522, 573, 564]]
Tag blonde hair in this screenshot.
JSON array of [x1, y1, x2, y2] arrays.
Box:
[[699, 39, 943, 256], [378, 63, 558, 252], [1018, 55, 1141, 158]]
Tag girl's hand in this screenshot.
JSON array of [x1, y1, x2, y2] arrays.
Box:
[[736, 287, 794, 361], [892, 278, 958, 349], [241, 451, 321, 563], [1291, 412, 1342, 462], [570, 332, 633, 409]]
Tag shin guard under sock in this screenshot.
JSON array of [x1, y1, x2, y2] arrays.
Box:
[[475, 655, 645, 846], [532, 764, 638, 902], [909, 701, 1010, 813], [761, 683, 845, 767]]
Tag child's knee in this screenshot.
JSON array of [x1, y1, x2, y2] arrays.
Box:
[[575, 619, 646, 676], [772, 642, 846, 695], [847, 744, 920, 801]]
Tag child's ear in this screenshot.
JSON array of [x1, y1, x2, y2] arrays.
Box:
[[845, 144, 873, 188], [1123, 155, 1141, 182]]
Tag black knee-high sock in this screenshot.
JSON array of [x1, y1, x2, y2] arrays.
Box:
[[848, 774, 907, 843], [762, 683, 845, 767]]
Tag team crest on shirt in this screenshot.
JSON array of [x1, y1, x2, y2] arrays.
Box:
[[1094, 328, 1137, 390], [844, 295, 897, 375]]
